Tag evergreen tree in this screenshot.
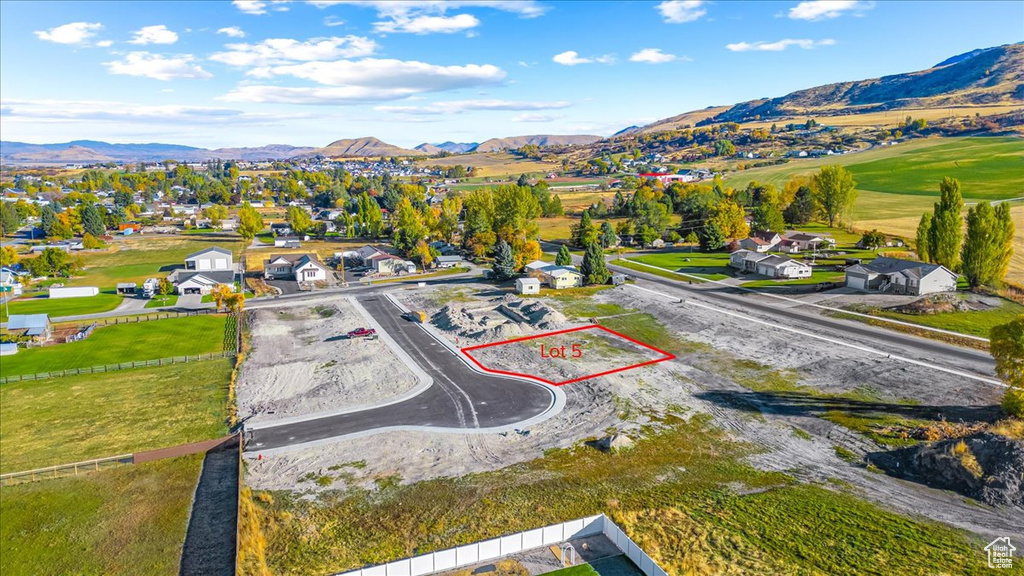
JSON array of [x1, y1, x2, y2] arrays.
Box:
[[40, 204, 56, 236], [491, 240, 516, 281], [783, 185, 816, 225], [961, 201, 999, 288], [0, 202, 22, 236], [555, 245, 573, 266], [699, 221, 726, 251], [600, 221, 618, 248], [580, 241, 610, 285], [994, 202, 1015, 285], [929, 177, 964, 270], [915, 212, 932, 262], [570, 210, 596, 247], [81, 203, 105, 237]]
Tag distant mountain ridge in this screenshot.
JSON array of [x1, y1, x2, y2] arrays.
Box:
[[641, 42, 1024, 130], [474, 134, 602, 152], [0, 140, 314, 163], [298, 137, 425, 158]]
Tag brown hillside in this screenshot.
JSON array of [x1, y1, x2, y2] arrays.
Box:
[[299, 137, 425, 158]]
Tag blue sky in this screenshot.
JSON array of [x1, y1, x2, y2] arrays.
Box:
[[1, 1, 1021, 149]]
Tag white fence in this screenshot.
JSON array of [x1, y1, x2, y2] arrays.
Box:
[[333, 514, 666, 576]]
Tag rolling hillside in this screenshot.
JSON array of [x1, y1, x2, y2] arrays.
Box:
[[0, 140, 314, 163], [475, 134, 602, 152], [414, 141, 479, 154], [298, 137, 425, 158]]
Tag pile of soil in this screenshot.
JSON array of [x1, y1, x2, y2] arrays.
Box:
[[431, 296, 568, 342], [873, 432, 1024, 506], [888, 294, 972, 315]]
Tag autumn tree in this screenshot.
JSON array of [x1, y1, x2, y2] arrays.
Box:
[[812, 165, 857, 227], [751, 190, 785, 232], [993, 202, 1015, 284], [391, 197, 426, 254], [285, 206, 313, 236], [915, 212, 932, 262], [238, 203, 264, 240], [991, 315, 1024, 418], [435, 196, 462, 244], [0, 245, 18, 267]]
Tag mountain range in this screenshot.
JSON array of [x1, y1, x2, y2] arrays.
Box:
[[2, 43, 1020, 165]]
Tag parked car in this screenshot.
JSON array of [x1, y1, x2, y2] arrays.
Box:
[[347, 327, 377, 338]]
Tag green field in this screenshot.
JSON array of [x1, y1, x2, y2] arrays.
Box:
[[0, 455, 201, 576], [855, 299, 1024, 338], [724, 137, 1024, 201], [0, 358, 232, 472], [0, 314, 228, 377], [630, 252, 734, 280], [252, 415, 989, 576], [2, 290, 123, 320], [145, 294, 179, 308]]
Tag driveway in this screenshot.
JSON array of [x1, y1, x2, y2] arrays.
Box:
[[177, 293, 204, 309], [265, 278, 301, 295]]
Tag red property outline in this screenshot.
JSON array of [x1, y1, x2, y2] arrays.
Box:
[[460, 324, 676, 386]]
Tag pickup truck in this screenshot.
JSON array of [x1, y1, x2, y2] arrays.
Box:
[[346, 327, 377, 338]]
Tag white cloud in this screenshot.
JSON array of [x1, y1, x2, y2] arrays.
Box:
[[308, 1, 547, 18], [726, 38, 835, 52], [96, 40, 114, 47], [210, 36, 377, 67], [375, 99, 571, 115], [657, 1, 706, 23], [629, 48, 677, 63], [34, 22, 102, 45], [105, 52, 213, 80], [375, 13, 480, 34], [233, 0, 291, 14], [512, 113, 562, 122], [552, 51, 614, 66], [789, 0, 871, 21], [217, 26, 246, 38], [222, 58, 506, 104], [324, 15, 346, 26], [128, 25, 179, 45]]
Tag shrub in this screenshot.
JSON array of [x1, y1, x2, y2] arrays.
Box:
[[1001, 387, 1024, 419]]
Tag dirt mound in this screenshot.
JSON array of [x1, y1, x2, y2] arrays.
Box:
[[888, 294, 971, 315], [873, 432, 1024, 506], [431, 296, 569, 342]]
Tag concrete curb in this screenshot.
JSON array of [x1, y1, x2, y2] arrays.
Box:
[[244, 297, 434, 431]]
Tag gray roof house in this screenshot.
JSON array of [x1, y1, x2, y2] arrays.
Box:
[[845, 257, 958, 295], [173, 270, 236, 295], [184, 247, 234, 272], [6, 314, 51, 339], [264, 254, 331, 283]]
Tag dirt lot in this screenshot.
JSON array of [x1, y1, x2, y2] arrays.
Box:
[[237, 297, 419, 425], [245, 284, 1021, 537]]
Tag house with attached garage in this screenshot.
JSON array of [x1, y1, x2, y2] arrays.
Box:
[[172, 246, 236, 294], [845, 257, 958, 295], [525, 262, 584, 289], [184, 246, 233, 272], [730, 249, 812, 279], [738, 231, 782, 253], [264, 253, 331, 283]]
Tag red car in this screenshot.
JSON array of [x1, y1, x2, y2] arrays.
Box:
[[347, 327, 377, 338]]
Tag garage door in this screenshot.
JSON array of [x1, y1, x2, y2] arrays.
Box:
[[215, 258, 228, 269], [848, 276, 865, 290], [198, 259, 211, 270]]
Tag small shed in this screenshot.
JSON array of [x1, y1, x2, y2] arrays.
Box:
[[116, 282, 137, 295], [7, 314, 52, 340], [609, 273, 627, 286], [49, 286, 100, 299], [516, 277, 541, 295], [0, 342, 18, 356]]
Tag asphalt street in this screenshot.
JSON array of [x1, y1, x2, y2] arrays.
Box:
[[245, 294, 555, 452]]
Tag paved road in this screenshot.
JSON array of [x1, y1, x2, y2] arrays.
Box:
[[245, 294, 555, 452]]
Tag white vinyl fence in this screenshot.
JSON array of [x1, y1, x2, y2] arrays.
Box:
[[333, 514, 665, 576]]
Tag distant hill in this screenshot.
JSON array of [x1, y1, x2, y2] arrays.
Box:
[[641, 42, 1024, 129], [474, 134, 602, 152], [637, 106, 732, 134], [612, 125, 642, 137], [0, 140, 314, 163], [414, 141, 479, 154], [299, 137, 425, 158]]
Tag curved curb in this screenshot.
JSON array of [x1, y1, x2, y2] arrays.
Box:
[[244, 296, 434, 431]]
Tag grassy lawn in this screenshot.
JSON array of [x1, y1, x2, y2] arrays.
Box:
[[251, 414, 988, 576], [544, 565, 598, 576], [852, 298, 1024, 338], [0, 455, 202, 576], [145, 294, 179, 308], [611, 258, 709, 284], [0, 314, 227, 377], [1, 290, 123, 320], [740, 269, 845, 288], [630, 251, 734, 280], [0, 358, 232, 472]]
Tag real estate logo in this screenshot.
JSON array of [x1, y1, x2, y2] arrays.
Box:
[[985, 537, 1015, 569]]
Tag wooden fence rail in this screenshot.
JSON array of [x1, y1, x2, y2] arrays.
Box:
[[0, 351, 235, 384]]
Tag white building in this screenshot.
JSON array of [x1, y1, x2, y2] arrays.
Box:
[[516, 277, 541, 295]]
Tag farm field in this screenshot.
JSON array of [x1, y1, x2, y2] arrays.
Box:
[[0, 455, 201, 576], [251, 415, 988, 576], [0, 358, 232, 472], [0, 314, 228, 376], [1, 289, 122, 321]]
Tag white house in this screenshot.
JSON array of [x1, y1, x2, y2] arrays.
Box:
[[368, 253, 416, 275], [729, 249, 769, 273], [754, 255, 812, 279], [264, 253, 331, 283], [527, 264, 583, 289], [738, 231, 782, 253], [784, 231, 834, 252], [845, 257, 958, 295], [434, 255, 464, 269], [516, 277, 541, 295], [174, 271, 236, 295]]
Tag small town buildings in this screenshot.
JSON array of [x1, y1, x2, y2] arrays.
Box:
[[844, 257, 958, 295], [6, 314, 51, 341], [515, 277, 541, 295], [264, 253, 331, 283], [433, 255, 464, 269]]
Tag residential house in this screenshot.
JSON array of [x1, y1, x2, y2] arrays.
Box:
[[0, 268, 24, 298], [738, 231, 782, 253], [274, 236, 302, 248], [434, 255, 464, 269], [784, 231, 834, 252], [270, 222, 292, 236], [369, 253, 416, 275], [221, 217, 239, 231], [526, 263, 583, 289], [729, 249, 769, 273], [264, 253, 331, 283], [845, 257, 958, 295], [174, 271, 236, 295], [754, 255, 812, 279]]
